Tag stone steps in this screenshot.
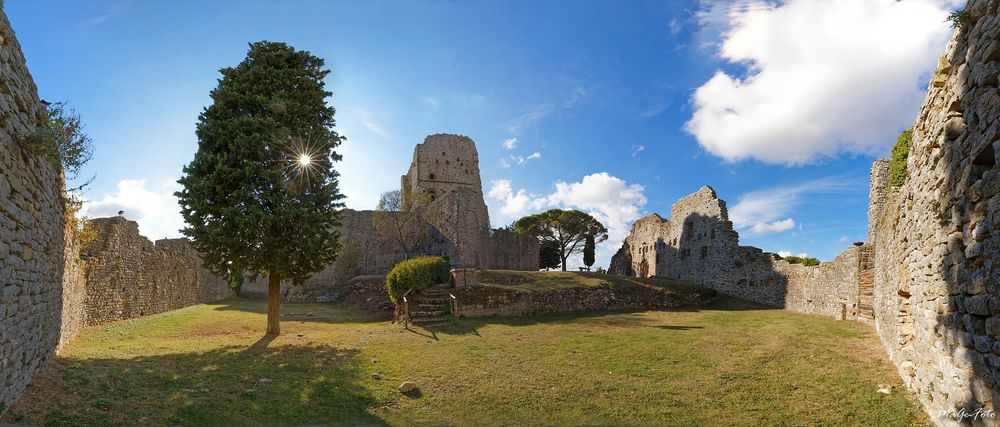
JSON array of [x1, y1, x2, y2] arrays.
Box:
[[405, 284, 453, 325]]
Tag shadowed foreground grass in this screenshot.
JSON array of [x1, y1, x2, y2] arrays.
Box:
[[4, 298, 925, 426]]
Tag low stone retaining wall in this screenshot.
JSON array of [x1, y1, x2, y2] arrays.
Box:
[[451, 283, 716, 318]]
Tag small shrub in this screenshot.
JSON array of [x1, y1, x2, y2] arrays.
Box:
[[64, 195, 96, 248], [889, 129, 912, 188], [24, 102, 94, 189], [782, 256, 820, 267], [385, 256, 451, 303], [947, 8, 971, 29]]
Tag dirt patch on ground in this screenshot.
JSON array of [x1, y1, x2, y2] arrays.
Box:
[[319, 275, 393, 313]]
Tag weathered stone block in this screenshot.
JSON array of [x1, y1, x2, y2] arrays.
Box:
[[968, 295, 992, 315]]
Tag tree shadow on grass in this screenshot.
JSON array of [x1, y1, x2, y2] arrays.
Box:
[[209, 298, 392, 325], [403, 295, 780, 337], [4, 342, 391, 427]]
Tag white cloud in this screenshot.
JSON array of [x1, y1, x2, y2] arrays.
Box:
[[77, 1, 128, 28], [506, 152, 542, 166], [638, 105, 667, 120], [686, 0, 960, 164], [629, 145, 646, 157], [456, 93, 487, 107], [80, 178, 184, 240], [503, 137, 518, 150], [487, 172, 647, 269], [750, 218, 796, 234], [777, 250, 809, 258], [729, 175, 859, 232], [508, 106, 551, 135], [421, 96, 441, 108], [486, 179, 547, 217], [563, 87, 587, 109], [668, 18, 683, 36], [837, 236, 850, 243], [358, 109, 391, 140]]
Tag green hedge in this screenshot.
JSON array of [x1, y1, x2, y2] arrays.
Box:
[[782, 256, 820, 267], [385, 256, 451, 303]]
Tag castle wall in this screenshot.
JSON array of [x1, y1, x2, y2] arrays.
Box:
[[0, 8, 67, 410], [610, 186, 862, 321], [868, 3, 1000, 421], [488, 229, 540, 271], [78, 217, 232, 326], [401, 134, 493, 268], [240, 209, 460, 300]]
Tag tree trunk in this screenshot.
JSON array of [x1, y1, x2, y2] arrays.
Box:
[[561, 255, 568, 271], [266, 270, 281, 336]]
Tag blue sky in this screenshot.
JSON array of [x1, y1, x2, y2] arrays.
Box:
[[7, 0, 961, 268]]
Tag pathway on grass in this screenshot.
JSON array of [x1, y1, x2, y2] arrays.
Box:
[[3, 298, 925, 426]]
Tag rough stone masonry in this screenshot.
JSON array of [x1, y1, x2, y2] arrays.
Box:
[[609, 186, 866, 322], [868, 1, 1000, 423], [242, 133, 539, 299], [0, 6, 67, 410]]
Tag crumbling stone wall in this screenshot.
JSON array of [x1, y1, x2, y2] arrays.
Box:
[[247, 135, 539, 301], [868, 3, 1000, 421], [79, 217, 232, 326], [240, 208, 459, 299], [401, 134, 494, 268], [610, 186, 862, 320], [452, 281, 715, 317], [0, 8, 67, 411], [488, 229, 540, 271]]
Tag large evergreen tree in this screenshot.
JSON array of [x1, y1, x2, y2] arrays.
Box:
[[583, 234, 596, 269], [176, 41, 344, 336]]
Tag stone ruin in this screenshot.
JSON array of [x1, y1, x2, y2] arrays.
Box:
[[609, 186, 868, 321], [5, 0, 1000, 422], [608, 2, 1000, 420], [0, 5, 535, 406], [242, 133, 540, 299]]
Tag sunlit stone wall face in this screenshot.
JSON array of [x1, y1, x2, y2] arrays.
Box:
[[870, 2, 1000, 422], [78, 217, 232, 327], [610, 186, 863, 321], [401, 133, 537, 270]]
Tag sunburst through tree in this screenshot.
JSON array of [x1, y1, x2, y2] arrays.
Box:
[[176, 41, 345, 336]]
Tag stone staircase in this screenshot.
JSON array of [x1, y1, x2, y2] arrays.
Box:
[[406, 284, 453, 326], [857, 246, 875, 322], [858, 268, 875, 321]]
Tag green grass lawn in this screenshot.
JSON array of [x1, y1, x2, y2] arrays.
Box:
[[4, 298, 924, 426]]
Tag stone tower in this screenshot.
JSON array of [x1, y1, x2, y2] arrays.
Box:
[[401, 134, 491, 268]]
